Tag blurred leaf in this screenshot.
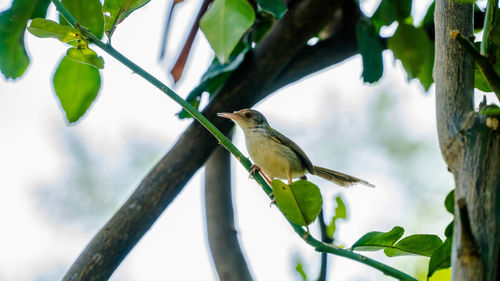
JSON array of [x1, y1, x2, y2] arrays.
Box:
[[388, 23, 434, 89], [0, 0, 50, 79], [28, 18, 80, 42], [252, 13, 273, 43], [489, 9, 500, 48], [295, 262, 308, 281], [53, 56, 101, 123], [60, 0, 104, 39], [384, 234, 443, 257], [200, 0, 255, 63], [177, 43, 250, 119], [176, 72, 231, 119], [444, 189, 454, 214], [428, 268, 452, 281], [420, 1, 435, 28], [475, 62, 493, 92], [356, 18, 384, 83], [352, 226, 404, 251], [428, 238, 452, 278], [480, 106, 500, 116], [272, 179, 323, 226], [444, 221, 453, 238], [66, 46, 104, 69], [256, 0, 287, 19], [371, 0, 411, 30], [325, 195, 347, 238], [103, 0, 150, 38]]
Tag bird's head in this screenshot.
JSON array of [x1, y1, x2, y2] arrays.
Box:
[[217, 109, 269, 130]]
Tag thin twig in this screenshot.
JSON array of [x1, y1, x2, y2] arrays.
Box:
[[51, 1, 418, 280]]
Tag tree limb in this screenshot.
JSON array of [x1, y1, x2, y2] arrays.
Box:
[[60, 0, 354, 280], [205, 131, 254, 281]]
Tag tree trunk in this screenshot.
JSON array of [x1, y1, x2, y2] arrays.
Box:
[[204, 132, 254, 281], [434, 1, 500, 280]]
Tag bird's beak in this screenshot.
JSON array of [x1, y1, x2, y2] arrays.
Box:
[[217, 112, 241, 121]]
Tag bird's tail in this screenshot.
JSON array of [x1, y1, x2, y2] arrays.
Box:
[[313, 166, 375, 187]]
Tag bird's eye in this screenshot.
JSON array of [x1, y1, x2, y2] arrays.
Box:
[[244, 112, 252, 118]]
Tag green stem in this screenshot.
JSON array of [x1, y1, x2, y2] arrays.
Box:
[[481, 0, 497, 57], [50, 1, 417, 280]]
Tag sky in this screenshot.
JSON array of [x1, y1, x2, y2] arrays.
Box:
[[1, 0, 497, 281]]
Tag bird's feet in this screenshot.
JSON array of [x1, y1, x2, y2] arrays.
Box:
[[249, 164, 272, 185]]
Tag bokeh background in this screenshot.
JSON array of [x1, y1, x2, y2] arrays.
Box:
[[2, 0, 496, 280]]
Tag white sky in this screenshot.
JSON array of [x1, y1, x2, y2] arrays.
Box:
[[2, 0, 497, 280]]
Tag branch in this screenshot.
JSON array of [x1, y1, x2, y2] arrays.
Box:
[[317, 209, 332, 281], [204, 131, 254, 281], [452, 30, 500, 98], [52, 0, 414, 280], [434, 0, 474, 170], [481, 0, 498, 57]]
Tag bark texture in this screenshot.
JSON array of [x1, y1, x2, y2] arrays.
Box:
[[205, 132, 254, 281], [434, 1, 500, 280]]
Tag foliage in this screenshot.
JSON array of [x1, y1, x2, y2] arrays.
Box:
[[0, 0, 50, 79], [1, 0, 496, 280], [271, 179, 323, 227], [325, 195, 347, 239]]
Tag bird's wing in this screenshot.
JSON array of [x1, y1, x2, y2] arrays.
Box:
[[269, 127, 315, 174]]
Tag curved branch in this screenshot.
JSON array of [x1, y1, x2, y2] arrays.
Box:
[[205, 131, 254, 281], [60, 0, 352, 280]]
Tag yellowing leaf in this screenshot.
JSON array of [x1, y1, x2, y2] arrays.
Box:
[[28, 18, 80, 42], [66, 46, 104, 69]]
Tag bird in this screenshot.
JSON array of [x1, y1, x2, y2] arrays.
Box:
[[217, 109, 374, 187]]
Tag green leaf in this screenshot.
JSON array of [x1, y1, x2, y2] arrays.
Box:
[[256, 0, 287, 19], [28, 18, 80, 42], [177, 42, 250, 119], [66, 46, 104, 69], [272, 179, 323, 226], [0, 0, 50, 79], [480, 106, 500, 116], [371, 0, 411, 30], [253, 13, 273, 43], [419, 2, 434, 28], [352, 226, 404, 251], [295, 262, 308, 281], [444, 189, 454, 215], [60, 0, 104, 39], [444, 221, 454, 238], [325, 195, 347, 238], [103, 0, 150, 38], [200, 0, 255, 63], [388, 23, 434, 89], [428, 238, 452, 278], [384, 234, 443, 257], [475, 62, 494, 92], [355, 18, 384, 83], [53, 56, 101, 123]]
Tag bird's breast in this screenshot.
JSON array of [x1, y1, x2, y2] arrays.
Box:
[[245, 129, 306, 180]]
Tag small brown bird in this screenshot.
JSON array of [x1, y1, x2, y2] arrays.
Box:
[[217, 109, 374, 187]]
